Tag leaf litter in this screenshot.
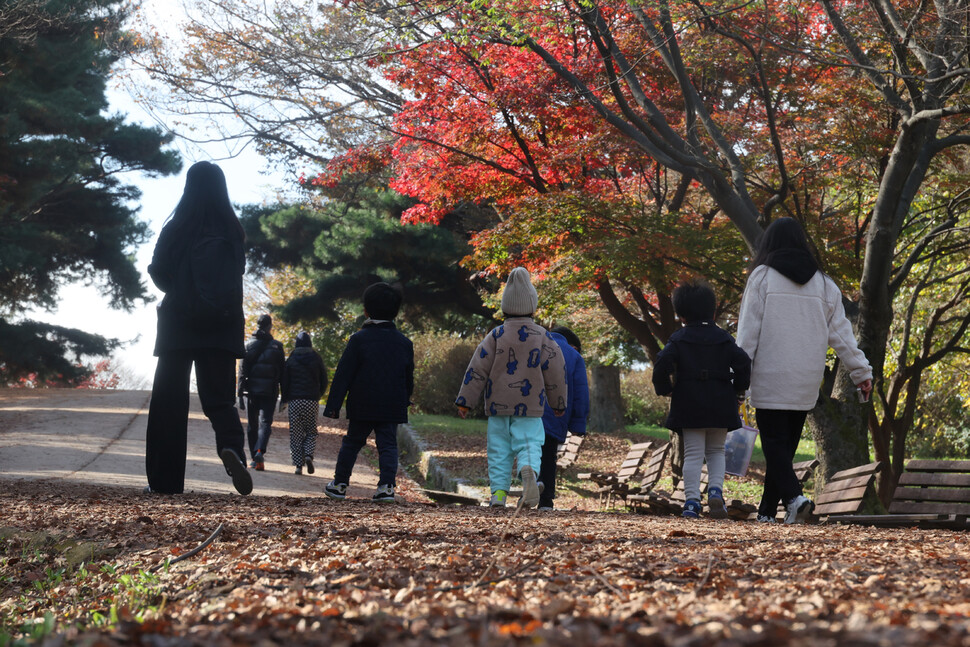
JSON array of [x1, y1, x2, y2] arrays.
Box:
[[2, 480, 970, 645]]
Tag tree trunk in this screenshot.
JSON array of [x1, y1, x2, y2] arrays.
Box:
[[807, 367, 871, 487], [587, 364, 625, 434]]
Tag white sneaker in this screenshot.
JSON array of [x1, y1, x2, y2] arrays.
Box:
[[756, 514, 777, 523], [520, 466, 540, 508], [784, 495, 814, 524]]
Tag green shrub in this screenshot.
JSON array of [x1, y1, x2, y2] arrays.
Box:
[[620, 369, 668, 426], [411, 333, 481, 416], [908, 423, 970, 458]]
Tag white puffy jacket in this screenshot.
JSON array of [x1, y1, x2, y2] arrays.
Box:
[[736, 266, 872, 411]]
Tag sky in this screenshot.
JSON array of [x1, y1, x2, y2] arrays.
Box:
[[25, 1, 295, 385]]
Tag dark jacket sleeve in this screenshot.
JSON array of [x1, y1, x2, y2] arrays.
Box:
[[731, 342, 752, 394], [147, 227, 178, 294], [323, 336, 359, 417], [317, 353, 329, 399], [280, 357, 292, 403], [652, 343, 677, 396], [406, 339, 415, 401], [568, 355, 590, 435]]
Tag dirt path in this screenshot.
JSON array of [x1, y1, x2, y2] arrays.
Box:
[[0, 388, 379, 500]]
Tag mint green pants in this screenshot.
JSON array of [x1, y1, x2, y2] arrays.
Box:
[[487, 415, 544, 493]]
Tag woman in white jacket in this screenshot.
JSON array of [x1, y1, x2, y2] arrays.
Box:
[[737, 218, 872, 524]]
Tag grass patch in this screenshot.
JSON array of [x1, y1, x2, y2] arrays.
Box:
[[409, 413, 481, 436]]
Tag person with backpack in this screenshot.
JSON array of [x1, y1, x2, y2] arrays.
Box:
[[143, 161, 252, 496], [237, 314, 285, 471]]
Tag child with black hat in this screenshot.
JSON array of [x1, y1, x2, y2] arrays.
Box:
[[323, 282, 414, 502]]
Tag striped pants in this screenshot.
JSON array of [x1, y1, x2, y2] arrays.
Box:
[[288, 399, 319, 467]]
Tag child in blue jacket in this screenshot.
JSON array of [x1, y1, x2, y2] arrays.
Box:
[[537, 326, 590, 510], [652, 278, 751, 519]]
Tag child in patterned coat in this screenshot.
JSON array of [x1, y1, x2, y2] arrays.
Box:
[[280, 331, 327, 475], [456, 267, 567, 508]]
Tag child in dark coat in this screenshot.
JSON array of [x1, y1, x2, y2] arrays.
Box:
[[280, 331, 327, 475], [323, 282, 414, 503], [652, 278, 751, 519], [538, 326, 589, 510]]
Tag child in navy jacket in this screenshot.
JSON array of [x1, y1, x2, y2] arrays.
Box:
[[652, 278, 751, 519], [323, 282, 414, 503], [537, 326, 589, 510]]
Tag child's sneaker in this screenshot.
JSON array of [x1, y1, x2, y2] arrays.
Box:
[[294, 466, 303, 475], [520, 466, 540, 508], [784, 495, 814, 524], [324, 480, 348, 500], [305, 457, 314, 474], [756, 514, 777, 523], [682, 499, 702, 518], [253, 450, 265, 471], [373, 484, 396, 503], [708, 487, 729, 519], [490, 490, 508, 507]]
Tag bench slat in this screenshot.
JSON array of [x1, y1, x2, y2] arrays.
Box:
[[822, 474, 876, 494], [816, 485, 869, 505], [815, 499, 868, 515], [893, 486, 970, 503], [897, 472, 970, 488], [889, 501, 970, 515], [828, 462, 884, 481], [904, 459, 970, 472]]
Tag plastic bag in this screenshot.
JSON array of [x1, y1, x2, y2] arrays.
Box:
[[724, 425, 758, 477]]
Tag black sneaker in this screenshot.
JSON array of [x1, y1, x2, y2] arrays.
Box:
[[305, 457, 315, 474], [373, 484, 396, 503], [324, 480, 348, 500], [220, 449, 253, 495]]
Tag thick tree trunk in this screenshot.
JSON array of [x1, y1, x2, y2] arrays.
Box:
[[807, 369, 871, 485], [587, 364, 625, 434]]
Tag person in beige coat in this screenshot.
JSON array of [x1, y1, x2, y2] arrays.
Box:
[[737, 218, 873, 524]]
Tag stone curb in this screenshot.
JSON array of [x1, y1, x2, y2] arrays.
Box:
[[397, 423, 484, 501]]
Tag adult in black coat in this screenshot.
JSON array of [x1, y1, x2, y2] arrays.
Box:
[[237, 314, 285, 469], [144, 161, 252, 496]]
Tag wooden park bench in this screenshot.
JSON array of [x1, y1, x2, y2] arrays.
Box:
[[609, 442, 670, 510], [577, 441, 653, 505], [556, 433, 586, 470], [827, 459, 970, 529], [629, 459, 709, 516], [814, 462, 884, 518]]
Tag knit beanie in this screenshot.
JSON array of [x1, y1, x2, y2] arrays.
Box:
[[295, 331, 312, 348], [501, 267, 538, 316]]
